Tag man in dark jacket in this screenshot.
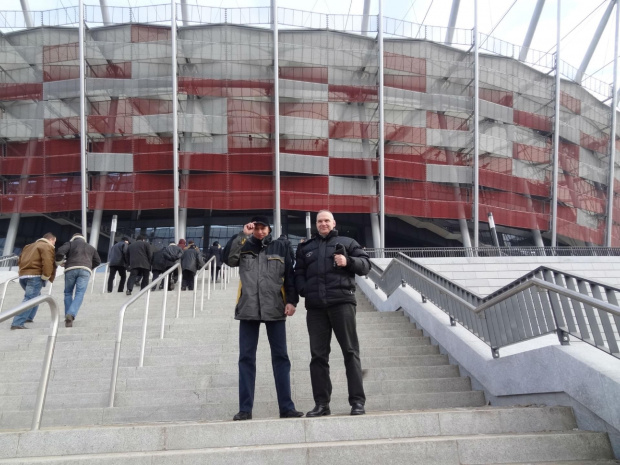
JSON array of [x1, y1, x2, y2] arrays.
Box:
[[56, 233, 102, 327], [223, 215, 303, 421], [125, 235, 152, 295], [277, 234, 295, 264], [180, 241, 204, 291], [205, 241, 223, 282], [294, 210, 370, 417], [152, 242, 183, 290], [107, 237, 129, 293]]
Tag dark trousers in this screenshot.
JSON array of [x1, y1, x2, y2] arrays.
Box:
[[127, 268, 150, 291], [210, 265, 221, 280], [238, 319, 295, 414], [306, 302, 365, 406], [107, 266, 127, 292], [181, 270, 196, 290]]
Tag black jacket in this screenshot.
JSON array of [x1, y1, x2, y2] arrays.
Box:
[[56, 235, 101, 273], [223, 232, 298, 321], [181, 246, 204, 273], [152, 244, 183, 271], [205, 245, 223, 267], [126, 240, 153, 270], [277, 235, 295, 264], [294, 229, 370, 310], [108, 241, 128, 267]]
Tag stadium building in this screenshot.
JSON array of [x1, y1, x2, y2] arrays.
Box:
[[0, 2, 619, 255]]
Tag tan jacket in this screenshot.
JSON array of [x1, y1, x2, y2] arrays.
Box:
[[18, 238, 57, 283]]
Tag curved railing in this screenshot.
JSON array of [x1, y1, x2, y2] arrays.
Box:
[[192, 256, 215, 317], [0, 295, 60, 430], [90, 263, 109, 294], [0, 254, 18, 269], [369, 253, 620, 359], [365, 246, 620, 259], [108, 262, 181, 407], [0, 276, 54, 313]]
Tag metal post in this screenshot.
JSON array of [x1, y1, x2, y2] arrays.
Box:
[[519, 0, 545, 62], [488, 212, 500, 248], [606, 0, 620, 246], [89, 209, 102, 250], [272, 0, 282, 238], [171, 0, 180, 243], [19, 0, 33, 28], [551, 1, 561, 247], [79, 0, 88, 240], [473, 0, 479, 248], [305, 212, 311, 239], [445, 0, 461, 45], [138, 290, 151, 367], [2, 213, 20, 256], [378, 0, 385, 249], [160, 277, 169, 339], [99, 0, 111, 25]]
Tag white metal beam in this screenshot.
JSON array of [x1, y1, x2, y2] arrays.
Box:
[[605, 1, 619, 246], [79, 0, 88, 240], [99, 0, 111, 26], [272, 0, 282, 237], [379, 0, 385, 249], [519, 0, 545, 62], [576, 0, 616, 84], [171, 0, 180, 243], [445, 0, 461, 45], [551, 0, 561, 246], [473, 0, 480, 248], [19, 0, 33, 28]]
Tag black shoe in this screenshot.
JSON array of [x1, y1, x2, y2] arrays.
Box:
[[126, 290, 132, 295], [306, 404, 330, 417], [65, 315, 74, 328], [10, 325, 28, 330], [233, 411, 252, 421], [181, 287, 187, 291], [280, 409, 304, 418], [25, 319, 34, 323], [350, 403, 365, 415]]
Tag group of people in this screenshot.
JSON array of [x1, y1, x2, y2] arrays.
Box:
[[223, 210, 370, 420], [9, 210, 370, 420]]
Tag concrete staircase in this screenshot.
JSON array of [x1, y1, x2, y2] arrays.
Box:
[[0, 273, 617, 464]]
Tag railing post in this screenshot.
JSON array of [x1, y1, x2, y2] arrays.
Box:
[[138, 289, 151, 367]]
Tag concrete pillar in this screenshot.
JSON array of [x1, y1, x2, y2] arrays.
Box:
[[89, 208, 102, 250], [2, 213, 20, 256]]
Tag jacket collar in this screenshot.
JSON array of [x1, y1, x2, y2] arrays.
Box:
[[70, 235, 86, 242], [248, 233, 273, 248], [37, 238, 54, 247], [319, 229, 339, 241]]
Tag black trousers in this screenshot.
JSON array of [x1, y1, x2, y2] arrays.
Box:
[[182, 270, 196, 290], [107, 266, 127, 292], [306, 302, 365, 406], [127, 268, 150, 291]]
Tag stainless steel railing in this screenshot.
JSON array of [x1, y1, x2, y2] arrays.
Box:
[[192, 256, 215, 317], [108, 262, 182, 407], [0, 294, 60, 430], [364, 246, 620, 259], [0, 254, 18, 269], [0, 276, 54, 313], [90, 263, 109, 294], [369, 253, 620, 359]]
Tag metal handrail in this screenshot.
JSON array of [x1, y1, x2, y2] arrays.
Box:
[[365, 246, 620, 259], [0, 294, 60, 430], [90, 262, 109, 294], [0, 254, 18, 269], [108, 262, 182, 407], [370, 253, 620, 359], [192, 256, 215, 317], [0, 276, 54, 313]]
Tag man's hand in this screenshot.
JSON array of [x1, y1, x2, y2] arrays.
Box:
[[333, 254, 347, 267], [284, 303, 296, 316], [243, 222, 255, 235]]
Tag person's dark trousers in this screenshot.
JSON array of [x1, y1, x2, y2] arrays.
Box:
[[182, 270, 196, 290], [153, 268, 175, 290], [210, 265, 221, 281], [238, 319, 295, 414], [306, 302, 365, 406], [107, 266, 127, 292], [127, 268, 150, 291]]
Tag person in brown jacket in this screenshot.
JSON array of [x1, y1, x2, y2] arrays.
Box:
[[10, 233, 57, 330]]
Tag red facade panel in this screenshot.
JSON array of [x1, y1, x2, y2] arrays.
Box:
[[330, 158, 378, 176], [131, 24, 171, 42], [281, 176, 328, 194], [327, 195, 377, 213], [479, 170, 550, 197], [0, 157, 44, 176], [478, 88, 513, 107], [384, 124, 426, 145], [279, 67, 328, 84], [0, 83, 43, 100], [560, 91, 581, 114], [280, 103, 328, 119], [179, 78, 272, 98], [328, 85, 378, 103], [329, 121, 378, 140], [426, 112, 469, 131], [281, 192, 329, 211], [44, 117, 80, 138], [384, 53, 426, 75], [513, 110, 552, 133], [88, 191, 134, 211], [384, 160, 425, 181], [513, 143, 551, 164], [280, 138, 328, 156], [43, 43, 78, 63], [580, 132, 609, 154]]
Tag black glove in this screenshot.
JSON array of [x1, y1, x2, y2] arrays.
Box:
[[333, 243, 348, 268]]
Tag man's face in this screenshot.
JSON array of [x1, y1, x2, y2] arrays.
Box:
[[316, 212, 335, 235], [252, 223, 270, 240]]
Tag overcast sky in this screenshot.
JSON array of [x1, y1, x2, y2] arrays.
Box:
[[1, 0, 618, 86]]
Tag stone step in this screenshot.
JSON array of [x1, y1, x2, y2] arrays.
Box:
[[0, 408, 613, 464]]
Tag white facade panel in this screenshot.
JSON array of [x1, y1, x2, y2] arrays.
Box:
[[329, 176, 375, 195], [426, 164, 472, 184], [179, 114, 227, 135], [513, 127, 547, 148], [512, 158, 547, 181], [87, 152, 133, 173], [329, 139, 375, 159], [329, 102, 377, 122], [0, 119, 43, 139], [559, 122, 580, 146], [279, 116, 327, 138], [427, 128, 471, 149], [383, 109, 426, 127], [185, 135, 227, 153], [480, 134, 512, 158], [280, 153, 328, 175], [576, 209, 600, 229], [480, 100, 513, 124], [579, 148, 607, 184], [279, 79, 327, 101], [328, 68, 376, 87]]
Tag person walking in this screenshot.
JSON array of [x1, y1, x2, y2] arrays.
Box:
[[294, 210, 371, 417], [10, 233, 57, 330], [56, 233, 101, 328], [125, 235, 153, 295], [222, 215, 303, 421], [152, 242, 183, 290], [180, 241, 204, 291], [107, 237, 129, 293], [205, 241, 223, 282]]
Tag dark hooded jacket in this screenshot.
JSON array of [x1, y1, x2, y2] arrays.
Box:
[[181, 245, 204, 273], [108, 241, 128, 267], [205, 244, 222, 267], [152, 244, 183, 271], [294, 229, 370, 310], [223, 231, 298, 321], [126, 240, 153, 270], [56, 235, 101, 273]]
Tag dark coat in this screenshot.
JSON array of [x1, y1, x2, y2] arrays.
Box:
[[181, 246, 204, 273], [277, 235, 295, 264], [294, 229, 370, 310], [126, 240, 153, 270], [205, 245, 223, 267], [108, 241, 128, 267], [56, 235, 101, 273], [223, 232, 298, 321], [152, 244, 183, 271]]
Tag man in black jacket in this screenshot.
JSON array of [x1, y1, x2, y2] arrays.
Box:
[[223, 215, 303, 421], [204, 241, 223, 282], [180, 241, 204, 291], [56, 233, 101, 327], [125, 235, 153, 295], [152, 242, 183, 290], [294, 210, 370, 417], [107, 237, 129, 293]]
